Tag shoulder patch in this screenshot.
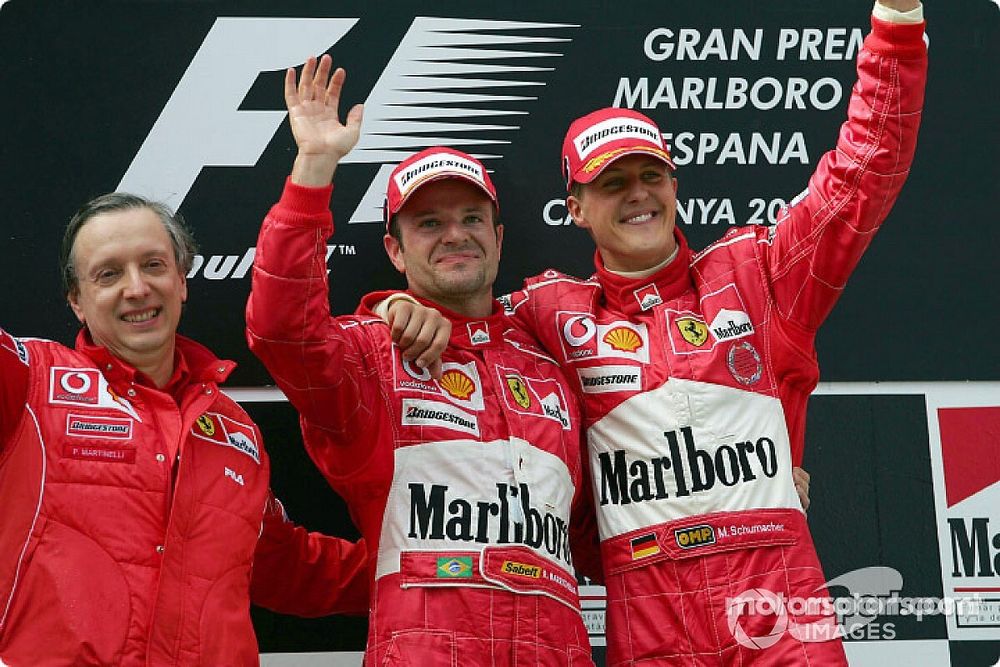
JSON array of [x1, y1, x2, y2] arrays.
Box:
[[0, 328, 30, 366]]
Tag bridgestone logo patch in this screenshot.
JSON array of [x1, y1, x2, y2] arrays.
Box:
[[402, 398, 480, 436], [577, 365, 642, 393], [395, 154, 485, 196], [66, 414, 133, 440], [574, 117, 661, 158]]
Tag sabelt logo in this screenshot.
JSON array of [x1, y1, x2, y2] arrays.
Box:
[[502, 560, 542, 578], [408, 481, 572, 567], [573, 117, 661, 159], [598, 426, 779, 506]]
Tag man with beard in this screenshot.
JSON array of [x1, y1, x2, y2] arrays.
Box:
[[247, 55, 597, 665]]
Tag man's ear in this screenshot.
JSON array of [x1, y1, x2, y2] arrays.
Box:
[[384, 234, 406, 274], [566, 194, 589, 230], [67, 289, 86, 324]]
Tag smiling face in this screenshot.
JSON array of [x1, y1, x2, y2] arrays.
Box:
[[384, 178, 502, 318], [67, 206, 187, 375], [567, 154, 679, 272]]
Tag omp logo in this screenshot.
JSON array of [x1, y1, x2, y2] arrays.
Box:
[[120, 17, 576, 240]]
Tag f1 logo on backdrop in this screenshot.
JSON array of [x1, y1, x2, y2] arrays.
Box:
[[119, 17, 576, 220]]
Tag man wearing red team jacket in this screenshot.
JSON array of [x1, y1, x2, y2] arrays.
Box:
[[0, 193, 367, 666]]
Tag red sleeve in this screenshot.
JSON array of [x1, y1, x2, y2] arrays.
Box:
[[0, 328, 31, 448], [250, 492, 369, 617], [569, 450, 604, 584], [764, 17, 927, 330], [246, 178, 381, 436]]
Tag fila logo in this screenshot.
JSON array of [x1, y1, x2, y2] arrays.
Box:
[[225, 466, 245, 486], [119, 17, 576, 224]]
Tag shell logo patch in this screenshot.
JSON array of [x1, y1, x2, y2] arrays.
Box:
[[676, 317, 709, 347], [197, 414, 216, 437], [506, 373, 532, 409], [439, 369, 476, 400], [603, 326, 643, 353]]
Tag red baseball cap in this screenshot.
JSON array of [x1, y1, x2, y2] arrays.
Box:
[[384, 147, 498, 225], [561, 107, 675, 190]]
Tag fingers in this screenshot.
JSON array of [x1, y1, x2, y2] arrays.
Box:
[[793, 466, 811, 512], [385, 301, 450, 374], [346, 103, 365, 130], [416, 321, 451, 378], [298, 56, 318, 101], [284, 67, 299, 108]]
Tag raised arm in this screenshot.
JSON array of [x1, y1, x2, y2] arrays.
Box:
[[246, 57, 376, 432], [763, 1, 926, 330]]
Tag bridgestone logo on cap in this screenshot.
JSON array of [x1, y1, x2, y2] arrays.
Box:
[[395, 154, 485, 197], [574, 117, 662, 159]]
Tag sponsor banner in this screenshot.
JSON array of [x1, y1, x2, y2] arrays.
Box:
[[377, 439, 574, 581], [926, 387, 1000, 641]]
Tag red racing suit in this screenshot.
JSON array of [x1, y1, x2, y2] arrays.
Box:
[[0, 327, 366, 666], [500, 15, 927, 667], [247, 180, 596, 666]]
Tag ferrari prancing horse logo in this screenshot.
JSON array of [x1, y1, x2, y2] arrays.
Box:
[[676, 317, 709, 347], [196, 414, 216, 437], [506, 374, 532, 409]]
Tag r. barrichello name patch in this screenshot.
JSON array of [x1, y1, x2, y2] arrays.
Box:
[[190, 412, 261, 463], [402, 398, 480, 436]]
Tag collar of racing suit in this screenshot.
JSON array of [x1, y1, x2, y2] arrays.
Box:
[[405, 293, 510, 350], [594, 227, 694, 317], [74, 328, 236, 390]]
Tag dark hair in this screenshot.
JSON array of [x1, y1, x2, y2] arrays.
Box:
[[387, 204, 500, 249], [60, 193, 197, 295]]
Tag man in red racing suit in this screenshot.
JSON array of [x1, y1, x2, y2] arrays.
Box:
[[246, 57, 597, 665], [499, 4, 927, 665], [376, 2, 926, 664]]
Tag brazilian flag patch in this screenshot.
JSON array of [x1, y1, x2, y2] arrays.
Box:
[[436, 556, 473, 578]]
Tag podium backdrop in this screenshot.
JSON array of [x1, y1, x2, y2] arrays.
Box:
[[2, 1, 998, 664]]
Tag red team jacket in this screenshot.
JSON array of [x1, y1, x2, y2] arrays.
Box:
[[247, 180, 597, 666], [495, 15, 927, 667], [0, 328, 367, 666]]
